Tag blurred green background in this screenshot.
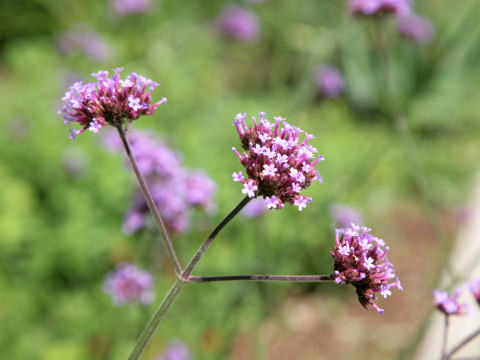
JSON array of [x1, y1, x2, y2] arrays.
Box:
[[1, 0, 480, 359]]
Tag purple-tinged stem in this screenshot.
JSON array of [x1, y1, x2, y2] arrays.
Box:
[[188, 274, 335, 282], [116, 125, 182, 275], [442, 315, 450, 360], [127, 196, 251, 360], [446, 326, 480, 360]]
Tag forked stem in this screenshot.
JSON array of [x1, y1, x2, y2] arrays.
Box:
[[127, 196, 251, 360], [116, 125, 183, 275]]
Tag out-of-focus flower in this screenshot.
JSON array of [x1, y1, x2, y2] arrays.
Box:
[[156, 341, 191, 360], [215, 6, 260, 43], [468, 280, 480, 306], [329, 203, 363, 228], [244, 0, 267, 3], [56, 28, 112, 62], [232, 112, 323, 211], [398, 14, 435, 45], [102, 129, 217, 235], [242, 197, 268, 218], [349, 0, 410, 17], [103, 262, 154, 305], [59, 68, 166, 140], [62, 148, 88, 177], [111, 0, 153, 15], [314, 66, 345, 98], [433, 289, 469, 315], [331, 224, 402, 314]]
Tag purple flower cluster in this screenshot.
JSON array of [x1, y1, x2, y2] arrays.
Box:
[[215, 6, 260, 43], [156, 341, 191, 360], [111, 0, 153, 15], [232, 112, 323, 211], [331, 224, 402, 314], [349, 0, 410, 17], [103, 129, 217, 234], [56, 28, 112, 63], [398, 14, 435, 45], [329, 203, 363, 228], [314, 65, 345, 98], [433, 289, 468, 316], [103, 262, 154, 305], [59, 68, 166, 140]]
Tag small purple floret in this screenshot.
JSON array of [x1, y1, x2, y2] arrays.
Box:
[[103, 262, 154, 305], [331, 224, 402, 314], [215, 6, 260, 43], [156, 341, 191, 360], [232, 112, 323, 211], [433, 289, 469, 316], [398, 14, 435, 45], [314, 65, 345, 98], [349, 0, 410, 17]]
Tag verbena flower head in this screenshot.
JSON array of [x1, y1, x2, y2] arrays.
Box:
[[59, 68, 166, 140], [102, 129, 217, 234], [329, 203, 363, 228], [468, 279, 480, 306], [398, 14, 435, 45], [349, 0, 410, 17], [215, 6, 260, 43], [331, 224, 402, 314], [314, 65, 345, 98], [156, 341, 191, 360], [232, 112, 323, 211], [103, 262, 154, 305], [433, 289, 469, 315], [111, 0, 153, 15]]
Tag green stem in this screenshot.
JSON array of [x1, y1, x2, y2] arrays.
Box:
[[127, 196, 251, 360], [188, 274, 335, 282], [116, 125, 183, 275]]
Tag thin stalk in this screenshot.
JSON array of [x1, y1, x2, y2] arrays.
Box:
[[127, 196, 251, 360], [127, 279, 185, 360], [188, 274, 335, 282], [442, 315, 450, 360], [116, 125, 182, 275], [446, 326, 480, 360]]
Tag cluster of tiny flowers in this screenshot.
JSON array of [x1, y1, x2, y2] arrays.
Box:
[[111, 0, 152, 15], [103, 262, 154, 305], [314, 65, 345, 98], [59, 68, 166, 140], [232, 112, 323, 211], [331, 224, 402, 314], [156, 341, 191, 360], [103, 130, 217, 234], [215, 6, 260, 43], [398, 14, 435, 45], [329, 203, 363, 228], [349, 0, 410, 17], [433, 289, 469, 316]]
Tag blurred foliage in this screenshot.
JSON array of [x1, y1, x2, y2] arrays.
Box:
[[0, 0, 480, 359]]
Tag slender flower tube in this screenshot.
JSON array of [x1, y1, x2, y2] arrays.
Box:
[[232, 112, 324, 211], [59, 68, 166, 140], [331, 224, 402, 314]]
